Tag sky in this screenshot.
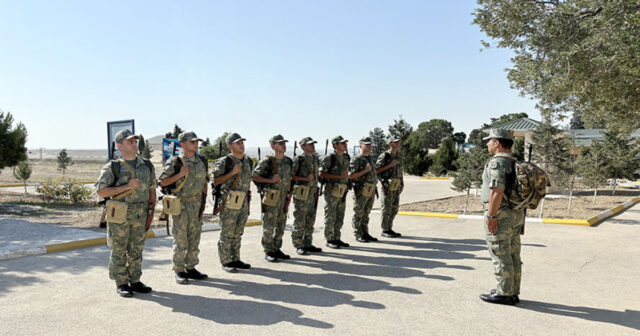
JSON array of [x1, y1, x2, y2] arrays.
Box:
[[0, 0, 540, 150]]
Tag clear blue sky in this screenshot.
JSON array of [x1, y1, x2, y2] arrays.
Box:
[[0, 0, 540, 149]]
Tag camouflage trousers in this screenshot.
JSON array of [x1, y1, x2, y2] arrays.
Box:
[[218, 201, 248, 265], [292, 187, 318, 248], [171, 200, 203, 272], [106, 203, 148, 286], [381, 188, 400, 231], [484, 207, 525, 296], [323, 189, 346, 241], [261, 194, 287, 253], [352, 191, 374, 238]]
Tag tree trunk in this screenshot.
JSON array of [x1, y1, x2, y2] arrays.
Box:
[[593, 188, 598, 204], [23, 182, 27, 195], [464, 187, 470, 215], [567, 177, 574, 210], [538, 186, 548, 219], [611, 178, 617, 195]]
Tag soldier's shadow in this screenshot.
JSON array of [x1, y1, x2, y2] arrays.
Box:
[[136, 290, 333, 328], [519, 300, 640, 331]]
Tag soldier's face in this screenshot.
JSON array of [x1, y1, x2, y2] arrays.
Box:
[[360, 143, 372, 154], [336, 142, 347, 151], [181, 140, 198, 153], [487, 138, 497, 154], [230, 140, 244, 154], [302, 143, 315, 154], [272, 142, 286, 154], [118, 138, 138, 155], [389, 141, 400, 151]]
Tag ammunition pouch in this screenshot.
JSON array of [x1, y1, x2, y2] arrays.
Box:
[[330, 183, 348, 198], [226, 190, 246, 210], [389, 179, 402, 191], [360, 183, 375, 198], [293, 185, 310, 201], [105, 200, 128, 224], [262, 188, 280, 207], [162, 195, 181, 215]]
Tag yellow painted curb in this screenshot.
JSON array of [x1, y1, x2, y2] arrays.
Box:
[[45, 237, 107, 253], [541, 218, 591, 226], [246, 220, 262, 227], [419, 177, 451, 180], [397, 211, 459, 219]]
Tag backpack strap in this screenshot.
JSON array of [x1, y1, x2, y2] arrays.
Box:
[[112, 159, 136, 201], [172, 156, 189, 195]]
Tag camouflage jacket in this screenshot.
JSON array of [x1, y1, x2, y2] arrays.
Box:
[[95, 157, 156, 203], [292, 154, 319, 187], [213, 155, 253, 199], [252, 155, 293, 193], [320, 152, 350, 185], [481, 152, 515, 206], [350, 154, 377, 188], [376, 151, 403, 182], [159, 155, 208, 197]]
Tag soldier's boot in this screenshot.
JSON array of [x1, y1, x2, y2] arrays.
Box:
[[130, 281, 152, 293], [232, 260, 252, 269], [296, 247, 309, 255], [479, 293, 516, 306], [306, 245, 322, 253], [325, 240, 340, 249], [491, 289, 519, 303], [265, 251, 279, 262], [382, 230, 401, 238], [175, 272, 189, 284], [186, 268, 208, 280], [364, 233, 378, 242], [117, 284, 134, 298], [275, 249, 290, 260], [336, 240, 350, 247], [222, 263, 238, 273], [356, 236, 370, 243]]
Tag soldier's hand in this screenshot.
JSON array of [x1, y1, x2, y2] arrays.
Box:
[[180, 165, 190, 177], [390, 159, 399, 167], [364, 163, 372, 172], [231, 163, 241, 176], [272, 174, 281, 183], [127, 178, 141, 190], [306, 173, 314, 182], [486, 217, 498, 234], [340, 170, 348, 178]]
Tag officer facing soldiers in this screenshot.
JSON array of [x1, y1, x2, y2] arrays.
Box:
[[159, 131, 209, 284], [479, 129, 524, 306], [96, 130, 156, 297], [376, 137, 404, 237], [319, 135, 351, 249], [212, 133, 253, 273], [252, 135, 293, 262], [290, 137, 323, 255], [350, 137, 379, 243]]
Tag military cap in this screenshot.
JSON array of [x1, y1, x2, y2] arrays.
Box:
[[225, 133, 246, 145], [483, 129, 514, 141], [387, 136, 401, 143], [269, 134, 289, 146], [299, 137, 317, 145], [331, 135, 348, 145], [359, 136, 372, 145], [115, 129, 140, 144], [178, 131, 203, 142]]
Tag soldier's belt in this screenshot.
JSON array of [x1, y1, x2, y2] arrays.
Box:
[[105, 200, 128, 224], [262, 189, 280, 207], [293, 185, 310, 201], [388, 179, 401, 191], [180, 194, 202, 202], [225, 190, 246, 210], [330, 183, 347, 198], [360, 183, 376, 198]]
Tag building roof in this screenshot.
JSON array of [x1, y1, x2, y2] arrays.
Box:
[[566, 128, 640, 147], [483, 117, 542, 132]]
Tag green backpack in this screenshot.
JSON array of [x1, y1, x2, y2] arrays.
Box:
[[507, 157, 550, 210]]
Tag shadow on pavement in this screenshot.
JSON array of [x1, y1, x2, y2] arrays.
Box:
[[287, 257, 451, 280], [249, 267, 422, 294], [193, 277, 385, 309], [322, 251, 473, 271], [137, 290, 333, 329], [519, 300, 640, 331]]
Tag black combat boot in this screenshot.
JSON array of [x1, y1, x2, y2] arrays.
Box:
[[186, 269, 208, 280], [130, 281, 152, 293]]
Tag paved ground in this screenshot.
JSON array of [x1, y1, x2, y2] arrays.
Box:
[[1, 201, 639, 335]]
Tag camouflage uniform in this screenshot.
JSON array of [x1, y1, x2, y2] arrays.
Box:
[[321, 151, 351, 241], [291, 153, 319, 249], [159, 154, 208, 273], [96, 157, 156, 287], [376, 150, 403, 231], [350, 153, 377, 238], [214, 154, 253, 265], [481, 152, 525, 297], [253, 155, 292, 253]]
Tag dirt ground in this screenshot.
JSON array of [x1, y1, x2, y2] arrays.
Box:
[[399, 188, 640, 219]]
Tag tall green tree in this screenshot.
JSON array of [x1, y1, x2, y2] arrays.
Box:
[[430, 136, 458, 176], [598, 130, 640, 195], [452, 132, 467, 148], [451, 146, 491, 213], [577, 142, 607, 203], [199, 132, 231, 161], [388, 115, 413, 143], [473, 0, 640, 134], [139, 140, 153, 160], [0, 110, 28, 170], [403, 131, 431, 176], [13, 160, 32, 195], [368, 127, 387, 160], [165, 124, 183, 139], [415, 119, 454, 149], [57, 149, 73, 175]]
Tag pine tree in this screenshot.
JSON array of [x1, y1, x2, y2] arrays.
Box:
[[0, 110, 28, 169], [139, 140, 153, 160], [57, 149, 73, 175], [451, 146, 490, 213], [13, 160, 32, 195], [368, 127, 387, 159], [598, 130, 640, 195], [577, 142, 607, 203], [165, 124, 183, 139], [430, 136, 458, 176]]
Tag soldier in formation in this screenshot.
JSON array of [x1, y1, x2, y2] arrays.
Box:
[[319, 136, 352, 249], [349, 137, 379, 243]]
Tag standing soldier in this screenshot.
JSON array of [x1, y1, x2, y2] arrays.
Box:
[[320, 135, 351, 249], [252, 135, 293, 262], [479, 129, 524, 306], [350, 137, 379, 243], [96, 130, 156, 297], [212, 133, 253, 273], [291, 137, 322, 255], [376, 137, 404, 238], [159, 131, 209, 284]]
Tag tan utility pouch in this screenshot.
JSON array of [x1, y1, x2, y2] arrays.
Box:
[[226, 191, 246, 210], [293, 185, 310, 201], [331, 183, 347, 198], [105, 200, 128, 224], [262, 189, 280, 207], [162, 195, 181, 215], [389, 179, 402, 191], [361, 183, 375, 198]]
